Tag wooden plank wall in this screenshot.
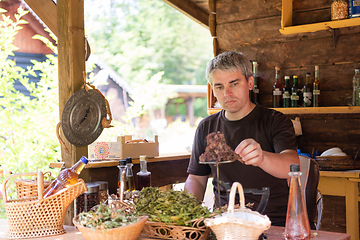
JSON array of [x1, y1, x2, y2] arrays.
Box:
[[214, 0, 360, 157]]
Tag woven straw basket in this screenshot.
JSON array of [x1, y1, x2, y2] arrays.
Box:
[[204, 182, 271, 240], [14, 171, 51, 199], [73, 215, 148, 240], [2, 172, 87, 239]]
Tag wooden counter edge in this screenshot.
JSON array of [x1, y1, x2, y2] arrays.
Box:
[[49, 152, 191, 169]]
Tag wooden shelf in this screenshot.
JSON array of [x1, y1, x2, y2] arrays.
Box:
[[280, 0, 360, 35], [208, 106, 360, 115]]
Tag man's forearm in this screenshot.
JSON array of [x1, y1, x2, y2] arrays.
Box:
[[184, 174, 208, 202], [260, 150, 299, 179]]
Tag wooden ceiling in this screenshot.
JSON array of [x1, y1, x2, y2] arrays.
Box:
[[162, 0, 210, 28]]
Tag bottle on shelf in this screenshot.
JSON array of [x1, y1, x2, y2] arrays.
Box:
[[252, 61, 259, 104], [273, 66, 283, 108], [117, 159, 127, 199], [313, 66, 320, 107], [302, 73, 313, 107], [43, 156, 88, 198], [125, 157, 136, 192], [283, 76, 291, 108], [291, 75, 300, 107], [137, 155, 151, 190], [285, 164, 311, 240], [352, 69, 360, 106]]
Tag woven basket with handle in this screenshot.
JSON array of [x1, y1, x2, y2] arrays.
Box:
[[14, 171, 52, 199], [2, 172, 87, 239], [204, 182, 271, 240]]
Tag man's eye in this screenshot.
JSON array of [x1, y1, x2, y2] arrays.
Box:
[[215, 86, 223, 90], [232, 82, 238, 87]]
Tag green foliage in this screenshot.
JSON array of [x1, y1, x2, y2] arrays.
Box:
[[0, 7, 60, 218]]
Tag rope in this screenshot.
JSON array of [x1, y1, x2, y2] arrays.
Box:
[[56, 121, 70, 156]]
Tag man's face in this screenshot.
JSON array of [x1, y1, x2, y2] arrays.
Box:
[[212, 70, 253, 120]]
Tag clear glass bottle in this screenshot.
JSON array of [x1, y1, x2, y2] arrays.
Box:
[[302, 73, 312, 107], [43, 156, 88, 198], [273, 66, 282, 108], [137, 155, 151, 190], [125, 157, 136, 192], [93, 181, 109, 203], [313, 66, 320, 107], [252, 61, 259, 104], [352, 69, 360, 106], [283, 76, 291, 108], [76, 183, 100, 214], [285, 164, 311, 240], [117, 159, 127, 199], [291, 75, 300, 107]]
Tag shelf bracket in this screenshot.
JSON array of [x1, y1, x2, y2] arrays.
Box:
[[330, 27, 339, 48]]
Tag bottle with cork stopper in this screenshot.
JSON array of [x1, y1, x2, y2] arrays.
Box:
[[137, 155, 151, 190]]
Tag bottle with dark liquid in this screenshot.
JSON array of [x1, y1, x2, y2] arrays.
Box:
[[313, 66, 320, 107], [252, 61, 259, 103], [43, 156, 88, 198], [283, 76, 291, 108], [137, 155, 151, 190], [285, 164, 311, 240], [302, 73, 312, 107], [117, 159, 126, 199], [273, 66, 282, 108], [291, 75, 299, 107], [125, 157, 136, 192]]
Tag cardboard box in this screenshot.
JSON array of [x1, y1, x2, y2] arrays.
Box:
[[88, 142, 121, 160], [117, 135, 159, 159]]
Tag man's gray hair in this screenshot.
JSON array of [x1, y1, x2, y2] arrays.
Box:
[[206, 51, 253, 85]]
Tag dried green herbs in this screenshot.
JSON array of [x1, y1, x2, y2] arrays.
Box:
[[76, 204, 139, 231], [133, 187, 212, 227]]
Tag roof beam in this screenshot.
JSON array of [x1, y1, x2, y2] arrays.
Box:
[[163, 0, 209, 29], [23, 0, 57, 36]]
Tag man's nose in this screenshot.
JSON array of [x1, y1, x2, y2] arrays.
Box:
[[224, 86, 232, 96]]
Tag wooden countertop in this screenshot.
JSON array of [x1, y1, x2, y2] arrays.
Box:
[[0, 219, 350, 240], [50, 152, 191, 169]]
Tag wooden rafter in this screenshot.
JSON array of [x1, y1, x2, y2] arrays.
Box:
[[162, 0, 209, 29]]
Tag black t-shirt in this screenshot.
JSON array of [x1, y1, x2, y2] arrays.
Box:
[[187, 104, 297, 225]]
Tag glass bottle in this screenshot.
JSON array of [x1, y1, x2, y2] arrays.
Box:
[[285, 164, 311, 240], [313, 66, 320, 107], [94, 181, 109, 203], [302, 73, 312, 107], [137, 155, 151, 190], [117, 159, 126, 199], [76, 183, 100, 214], [273, 66, 282, 108], [283, 76, 291, 108], [352, 69, 360, 106], [291, 75, 300, 107], [43, 156, 88, 198], [252, 61, 259, 104], [125, 157, 136, 192]]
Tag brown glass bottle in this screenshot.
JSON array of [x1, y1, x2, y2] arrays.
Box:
[[302, 73, 312, 107], [136, 155, 151, 190], [273, 66, 282, 108]]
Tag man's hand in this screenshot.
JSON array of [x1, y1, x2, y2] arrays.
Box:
[[234, 138, 264, 166]]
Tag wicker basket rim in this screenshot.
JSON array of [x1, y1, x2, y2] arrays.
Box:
[[73, 215, 149, 233]]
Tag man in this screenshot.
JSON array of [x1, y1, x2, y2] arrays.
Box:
[[184, 51, 299, 226]]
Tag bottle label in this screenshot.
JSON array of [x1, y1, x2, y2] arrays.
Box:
[[273, 88, 282, 96], [313, 90, 320, 95], [303, 92, 312, 105], [291, 94, 299, 101], [283, 91, 290, 98]]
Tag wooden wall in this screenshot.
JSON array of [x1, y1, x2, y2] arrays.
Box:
[[213, 0, 360, 157]]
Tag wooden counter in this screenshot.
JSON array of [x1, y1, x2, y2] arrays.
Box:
[[50, 153, 191, 195], [0, 219, 350, 240]]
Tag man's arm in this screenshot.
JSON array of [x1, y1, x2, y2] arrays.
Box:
[[184, 174, 209, 202], [235, 139, 299, 179]]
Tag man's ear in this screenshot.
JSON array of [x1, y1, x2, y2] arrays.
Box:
[[248, 76, 254, 90]]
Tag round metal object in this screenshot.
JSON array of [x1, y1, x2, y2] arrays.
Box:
[[61, 88, 107, 147]]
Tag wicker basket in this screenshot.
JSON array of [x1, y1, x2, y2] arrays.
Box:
[[141, 216, 210, 240], [14, 171, 51, 199], [204, 182, 271, 240], [73, 215, 148, 240], [2, 172, 87, 239]]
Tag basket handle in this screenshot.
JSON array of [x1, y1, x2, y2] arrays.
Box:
[[227, 182, 245, 216], [2, 172, 44, 202]]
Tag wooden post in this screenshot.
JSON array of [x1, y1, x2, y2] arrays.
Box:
[[57, 0, 87, 225]]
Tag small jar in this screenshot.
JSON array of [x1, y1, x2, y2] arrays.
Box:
[[76, 183, 100, 214], [93, 181, 109, 203], [331, 0, 348, 20]]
